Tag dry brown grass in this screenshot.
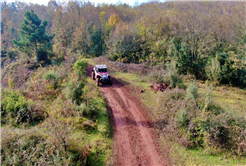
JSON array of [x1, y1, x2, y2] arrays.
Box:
[[93, 55, 152, 75]]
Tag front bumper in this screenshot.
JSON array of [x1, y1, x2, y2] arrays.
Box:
[[100, 75, 110, 83]]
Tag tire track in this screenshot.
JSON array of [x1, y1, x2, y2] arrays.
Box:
[[86, 65, 168, 166]]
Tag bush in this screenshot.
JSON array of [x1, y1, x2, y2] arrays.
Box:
[[156, 89, 186, 123], [41, 66, 68, 92], [1, 90, 44, 125], [206, 55, 221, 85], [177, 108, 189, 127], [218, 52, 238, 85], [165, 61, 186, 89], [43, 70, 57, 81], [65, 80, 85, 105], [148, 69, 166, 83], [82, 102, 98, 121], [43, 70, 59, 89], [1, 90, 28, 116], [185, 81, 199, 107], [167, 38, 194, 75], [64, 59, 88, 105], [156, 81, 246, 155], [1, 126, 87, 165], [73, 59, 88, 79], [7, 50, 16, 60], [147, 63, 186, 89], [1, 128, 53, 165]]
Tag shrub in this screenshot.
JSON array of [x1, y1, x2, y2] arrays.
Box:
[[64, 59, 88, 105], [206, 55, 221, 85], [7, 50, 16, 60], [43, 70, 59, 89], [156, 81, 246, 155], [1, 61, 31, 89], [185, 81, 199, 107], [8, 76, 15, 89], [73, 59, 88, 79], [167, 38, 194, 75], [148, 69, 166, 83], [1, 90, 44, 125], [177, 108, 189, 128], [218, 52, 238, 85], [1, 126, 87, 165], [1, 90, 28, 116], [165, 61, 186, 89], [65, 80, 85, 105], [82, 102, 98, 121], [1, 128, 52, 165], [48, 97, 77, 118], [43, 70, 57, 81], [156, 89, 186, 123]]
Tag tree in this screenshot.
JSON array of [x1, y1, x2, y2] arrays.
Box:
[[13, 10, 54, 63], [206, 55, 221, 85]]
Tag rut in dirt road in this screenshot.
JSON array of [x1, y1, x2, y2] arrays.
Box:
[[86, 65, 169, 166]]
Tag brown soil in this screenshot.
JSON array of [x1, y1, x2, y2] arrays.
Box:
[[86, 65, 169, 166]]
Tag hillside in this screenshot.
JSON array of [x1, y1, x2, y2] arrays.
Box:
[[1, 59, 113, 165], [1, 0, 246, 165], [91, 56, 246, 165]]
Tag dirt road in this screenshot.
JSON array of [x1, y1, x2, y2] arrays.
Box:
[[87, 65, 168, 166]]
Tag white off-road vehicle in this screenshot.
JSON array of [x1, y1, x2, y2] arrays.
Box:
[[91, 65, 112, 86]]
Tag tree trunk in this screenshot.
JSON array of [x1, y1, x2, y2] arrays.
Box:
[[35, 40, 39, 63]]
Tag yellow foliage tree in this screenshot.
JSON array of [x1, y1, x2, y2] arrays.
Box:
[[108, 14, 121, 29]]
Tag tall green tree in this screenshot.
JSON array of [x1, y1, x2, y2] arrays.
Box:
[[13, 10, 54, 63]]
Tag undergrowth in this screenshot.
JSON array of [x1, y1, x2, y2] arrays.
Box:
[[1, 58, 113, 165], [91, 56, 246, 165]]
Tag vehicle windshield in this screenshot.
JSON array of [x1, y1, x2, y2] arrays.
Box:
[[98, 68, 107, 72]]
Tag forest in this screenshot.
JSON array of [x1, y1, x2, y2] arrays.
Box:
[[1, 0, 245, 86], [1, 0, 246, 165]]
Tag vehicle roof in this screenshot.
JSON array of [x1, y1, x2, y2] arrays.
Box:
[[95, 65, 107, 69]]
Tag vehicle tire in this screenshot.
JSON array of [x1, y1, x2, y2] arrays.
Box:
[[109, 77, 113, 85], [96, 77, 100, 86]]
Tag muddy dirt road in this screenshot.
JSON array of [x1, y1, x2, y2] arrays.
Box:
[[87, 65, 168, 166]]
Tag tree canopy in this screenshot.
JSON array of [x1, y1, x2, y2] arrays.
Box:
[[1, 1, 245, 86], [13, 10, 54, 63]]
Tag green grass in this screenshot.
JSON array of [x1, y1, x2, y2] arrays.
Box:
[[93, 60, 246, 165], [1, 61, 113, 165], [186, 149, 246, 165], [90, 58, 246, 165], [167, 141, 246, 165], [77, 76, 113, 165], [197, 81, 246, 116]]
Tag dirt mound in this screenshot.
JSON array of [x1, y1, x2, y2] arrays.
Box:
[[151, 83, 170, 92]]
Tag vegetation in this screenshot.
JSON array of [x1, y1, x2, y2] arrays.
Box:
[[12, 10, 54, 63], [2, 1, 245, 86], [1, 0, 245, 165], [91, 57, 246, 165], [1, 59, 113, 165]]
